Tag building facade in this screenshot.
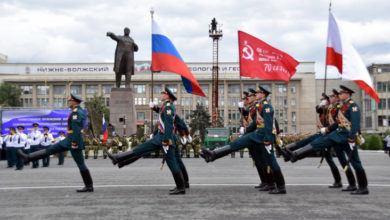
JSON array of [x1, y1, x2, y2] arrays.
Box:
[[363, 64, 390, 133], [1, 61, 320, 135]]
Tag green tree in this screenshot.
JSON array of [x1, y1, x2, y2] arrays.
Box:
[[367, 134, 383, 150], [189, 103, 211, 142], [0, 82, 22, 107], [84, 95, 110, 138]]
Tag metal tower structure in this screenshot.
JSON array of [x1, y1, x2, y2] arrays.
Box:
[[209, 18, 222, 127]]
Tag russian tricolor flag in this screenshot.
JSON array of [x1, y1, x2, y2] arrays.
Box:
[[102, 115, 108, 144], [152, 19, 206, 97]]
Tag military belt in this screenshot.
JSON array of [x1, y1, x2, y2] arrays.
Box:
[[67, 129, 84, 134]]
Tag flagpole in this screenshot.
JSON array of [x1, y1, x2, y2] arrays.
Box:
[[324, 1, 332, 94], [150, 8, 154, 133]]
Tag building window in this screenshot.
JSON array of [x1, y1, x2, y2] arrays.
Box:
[[378, 99, 386, 110], [291, 112, 296, 122], [134, 84, 146, 94], [137, 112, 146, 121], [291, 98, 296, 106], [218, 84, 224, 95], [102, 85, 113, 94], [228, 84, 240, 94], [200, 84, 209, 94], [149, 97, 158, 104], [20, 85, 33, 95], [86, 85, 98, 95], [22, 98, 33, 107], [70, 85, 82, 94], [291, 86, 296, 93], [105, 97, 110, 106], [291, 125, 296, 134], [378, 115, 388, 127], [37, 98, 49, 107], [276, 84, 287, 93], [377, 82, 387, 93], [364, 99, 372, 112], [53, 85, 66, 95], [365, 116, 372, 128], [37, 86, 49, 95], [166, 84, 177, 94], [135, 97, 146, 105], [151, 84, 162, 94], [181, 97, 193, 107], [53, 98, 66, 108], [197, 97, 209, 107]]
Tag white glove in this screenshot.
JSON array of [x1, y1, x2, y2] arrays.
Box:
[[360, 137, 365, 145], [265, 144, 272, 154], [153, 100, 159, 106], [187, 135, 192, 144], [180, 136, 187, 145], [278, 139, 283, 147], [162, 145, 169, 154], [239, 127, 245, 135], [320, 127, 327, 135], [319, 99, 327, 106], [149, 102, 155, 108], [149, 134, 153, 139], [238, 102, 244, 108], [348, 142, 355, 150]]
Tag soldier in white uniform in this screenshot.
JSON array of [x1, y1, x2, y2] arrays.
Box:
[[28, 123, 42, 168], [15, 126, 28, 170], [40, 126, 54, 167], [4, 127, 17, 168]]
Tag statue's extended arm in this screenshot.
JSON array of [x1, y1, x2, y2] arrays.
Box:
[[106, 32, 120, 41]]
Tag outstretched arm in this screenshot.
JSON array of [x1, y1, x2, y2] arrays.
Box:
[[106, 32, 120, 41]]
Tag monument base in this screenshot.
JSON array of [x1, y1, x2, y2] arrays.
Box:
[[109, 88, 137, 137]]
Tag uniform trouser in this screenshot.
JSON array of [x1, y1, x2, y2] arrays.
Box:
[[295, 133, 322, 149], [84, 146, 91, 158], [310, 131, 364, 171], [30, 145, 41, 167], [23, 148, 31, 165], [230, 132, 281, 171], [93, 146, 99, 158], [57, 151, 65, 164], [41, 145, 50, 166], [175, 144, 186, 170], [103, 146, 108, 158], [46, 142, 88, 171], [6, 147, 15, 167], [133, 138, 180, 174], [15, 147, 24, 169]]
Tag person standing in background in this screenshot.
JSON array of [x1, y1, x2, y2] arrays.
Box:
[[55, 131, 66, 165], [40, 126, 53, 167], [28, 123, 42, 168]]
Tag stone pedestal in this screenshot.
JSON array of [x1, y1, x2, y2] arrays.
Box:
[[109, 88, 137, 137]]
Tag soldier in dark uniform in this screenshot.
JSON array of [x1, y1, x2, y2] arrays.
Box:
[[18, 94, 94, 192], [201, 86, 287, 194], [288, 85, 368, 195], [107, 87, 186, 195]]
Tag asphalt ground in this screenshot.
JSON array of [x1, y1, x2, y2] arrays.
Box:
[[0, 151, 389, 220]]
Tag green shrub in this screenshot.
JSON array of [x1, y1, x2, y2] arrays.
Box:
[[364, 134, 383, 150]]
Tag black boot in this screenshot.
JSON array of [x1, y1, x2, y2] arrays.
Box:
[[169, 172, 186, 195], [329, 167, 342, 188], [282, 143, 299, 162], [290, 145, 315, 163], [259, 171, 275, 191], [351, 169, 369, 195], [342, 168, 357, 191], [77, 169, 94, 192], [17, 149, 48, 163], [117, 155, 141, 168], [269, 170, 287, 194], [170, 166, 190, 191], [107, 150, 136, 165], [254, 166, 267, 189], [200, 145, 233, 163]]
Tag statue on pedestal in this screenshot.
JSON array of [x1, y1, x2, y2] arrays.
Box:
[[107, 27, 138, 88]]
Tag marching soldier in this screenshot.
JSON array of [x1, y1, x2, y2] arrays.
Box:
[[111, 136, 120, 155], [288, 85, 368, 195], [121, 135, 129, 152], [55, 131, 66, 165], [18, 93, 94, 193], [40, 126, 53, 167], [185, 139, 192, 158], [107, 87, 186, 195], [28, 123, 42, 168], [201, 86, 286, 194]]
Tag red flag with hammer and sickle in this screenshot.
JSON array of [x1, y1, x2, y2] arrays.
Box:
[[238, 31, 299, 83]]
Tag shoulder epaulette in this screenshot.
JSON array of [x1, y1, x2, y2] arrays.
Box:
[[166, 102, 171, 106], [263, 101, 268, 104], [336, 104, 341, 108], [73, 108, 78, 112], [255, 103, 259, 107], [349, 100, 354, 104]]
